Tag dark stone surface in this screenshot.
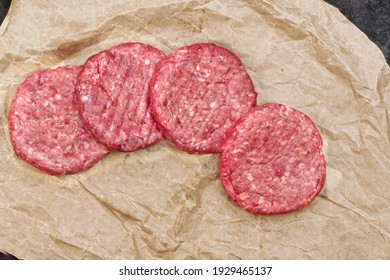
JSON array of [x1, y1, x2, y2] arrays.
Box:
[[0, 251, 19, 260], [0, 0, 11, 25], [325, 0, 390, 64]]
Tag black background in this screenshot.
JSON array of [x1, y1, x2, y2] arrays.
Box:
[[0, 0, 11, 25]]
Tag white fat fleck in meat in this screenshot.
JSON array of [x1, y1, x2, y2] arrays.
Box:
[[239, 192, 250, 200], [145, 59, 151, 65], [119, 131, 127, 140], [55, 94, 61, 100], [140, 126, 149, 136], [280, 140, 288, 146], [247, 173, 254, 181], [65, 145, 72, 152], [176, 49, 188, 56], [229, 99, 241, 110], [81, 96, 89, 102], [257, 196, 265, 204], [209, 101, 218, 109], [44, 100, 49, 107], [196, 65, 200, 71]]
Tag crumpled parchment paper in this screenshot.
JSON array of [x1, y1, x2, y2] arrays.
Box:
[[1, 0, 389, 259]]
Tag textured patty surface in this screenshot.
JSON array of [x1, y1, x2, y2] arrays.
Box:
[[219, 103, 326, 214], [76, 42, 166, 152], [8, 66, 109, 175], [150, 43, 257, 154]]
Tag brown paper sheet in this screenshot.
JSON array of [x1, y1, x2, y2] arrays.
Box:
[[1, 0, 390, 260]]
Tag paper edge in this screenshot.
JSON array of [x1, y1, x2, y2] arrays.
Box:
[[0, 1, 13, 36]]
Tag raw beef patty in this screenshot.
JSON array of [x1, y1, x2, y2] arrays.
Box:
[[8, 66, 109, 175], [150, 43, 257, 154], [219, 103, 326, 214], [76, 42, 166, 152]]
